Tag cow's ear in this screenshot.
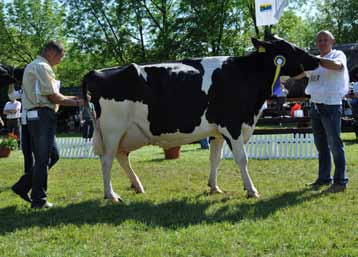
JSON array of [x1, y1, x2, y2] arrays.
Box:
[[251, 38, 267, 52], [251, 38, 262, 48]]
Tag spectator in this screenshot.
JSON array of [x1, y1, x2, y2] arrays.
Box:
[[199, 138, 209, 149], [349, 82, 358, 118], [3, 96, 21, 137], [349, 82, 358, 138], [79, 95, 96, 140]]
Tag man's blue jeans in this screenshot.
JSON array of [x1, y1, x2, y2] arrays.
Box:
[[27, 108, 58, 205], [12, 124, 59, 195], [309, 104, 348, 185]]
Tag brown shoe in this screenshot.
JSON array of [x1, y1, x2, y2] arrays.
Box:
[[324, 184, 347, 193]]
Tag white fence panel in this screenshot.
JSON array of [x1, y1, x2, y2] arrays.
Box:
[[57, 137, 97, 159], [223, 133, 318, 160], [57, 134, 318, 160]]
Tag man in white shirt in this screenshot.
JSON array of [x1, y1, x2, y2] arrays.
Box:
[[304, 30, 349, 193], [3, 97, 21, 137]]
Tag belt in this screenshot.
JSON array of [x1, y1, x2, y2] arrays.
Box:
[[28, 107, 54, 112], [312, 102, 324, 110]]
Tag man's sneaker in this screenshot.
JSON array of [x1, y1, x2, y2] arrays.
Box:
[[11, 185, 31, 203], [31, 201, 53, 209], [307, 179, 332, 187], [324, 184, 347, 193]]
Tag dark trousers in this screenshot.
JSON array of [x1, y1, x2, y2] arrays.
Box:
[[26, 108, 59, 205], [6, 118, 20, 136], [12, 125, 34, 193], [13, 123, 59, 200], [310, 104, 348, 185], [82, 119, 94, 139]]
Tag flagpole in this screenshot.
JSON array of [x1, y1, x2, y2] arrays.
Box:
[[264, 25, 273, 40]]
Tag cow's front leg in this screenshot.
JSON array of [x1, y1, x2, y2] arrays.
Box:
[[116, 152, 145, 193], [101, 154, 123, 202], [208, 137, 224, 194], [230, 137, 260, 198]]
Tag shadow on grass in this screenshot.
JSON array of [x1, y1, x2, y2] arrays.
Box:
[[0, 187, 326, 235], [343, 138, 358, 145], [180, 147, 208, 153]]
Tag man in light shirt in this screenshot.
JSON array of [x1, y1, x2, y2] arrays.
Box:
[[13, 40, 83, 209], [3, 97, 21, 137], [10, 85, 59, 204], [304, 30, 349, 193]]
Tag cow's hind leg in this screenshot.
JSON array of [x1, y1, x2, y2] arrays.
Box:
[[230, 136, 260, 198], [208, 137, 225, 194], [101, 153, 123, 202], [99, 129, 126, 203], [116, 152, 145, 193]]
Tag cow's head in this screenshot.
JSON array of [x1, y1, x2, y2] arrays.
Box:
[[251, 35, 320, 77], [0, 64, 25, 88]]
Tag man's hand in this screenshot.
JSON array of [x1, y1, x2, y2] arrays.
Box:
[[292, 72, 307, 80], [48, 93, 84, 107]]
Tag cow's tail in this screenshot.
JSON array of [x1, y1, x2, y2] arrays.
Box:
[[81, 71, 105, 155], [81, 72, 97, 124]]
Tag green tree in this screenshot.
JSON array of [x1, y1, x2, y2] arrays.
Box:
[[176, 0, 255, 57], [313, 0, 358, 44], [274, 10, 315, 49], [62, 0, 137, 67], [0, 0, 65, 65]]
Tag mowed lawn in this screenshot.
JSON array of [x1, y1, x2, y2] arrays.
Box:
[[0, 134, 357, 257]]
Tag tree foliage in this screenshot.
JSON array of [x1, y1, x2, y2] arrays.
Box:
[[312, 0, 358, 44], [0, 0, 65, 64]]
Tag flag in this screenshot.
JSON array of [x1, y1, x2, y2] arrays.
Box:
[[274, 0, 288, 20], [255, 0, 288, 26]]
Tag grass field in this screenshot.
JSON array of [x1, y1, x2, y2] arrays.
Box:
[[0, 133, 357, 257]]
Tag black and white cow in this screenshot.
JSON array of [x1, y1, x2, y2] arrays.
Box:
[[0, 64, 24, 89], [82, 36, 320, 202]]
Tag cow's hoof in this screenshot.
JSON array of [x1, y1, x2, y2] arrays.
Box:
[[210, 186, 224, 194], [247, 191, 260, 198], [131, 184, 145, 194], [104, 194, 124, 203], [112, 197, 124, 203]]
